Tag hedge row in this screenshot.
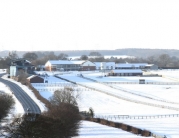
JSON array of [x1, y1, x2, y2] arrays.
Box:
[[26, 80, 51, 109], [84, 118, 151, 137]]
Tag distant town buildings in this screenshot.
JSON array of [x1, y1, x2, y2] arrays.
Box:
[[9, 58, 158, 78]]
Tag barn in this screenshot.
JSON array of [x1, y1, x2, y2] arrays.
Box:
[[45, 60, 96, 71], [27, 75, 45, 83], [108, 69, 143, 76], [115, 63, 148, 69]]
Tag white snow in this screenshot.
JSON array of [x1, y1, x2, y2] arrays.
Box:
[[2, 69, 179, 138]]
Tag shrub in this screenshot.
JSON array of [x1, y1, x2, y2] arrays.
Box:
[[0, 92, 15, 120]]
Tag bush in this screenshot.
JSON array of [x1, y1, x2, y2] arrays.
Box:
[[2, 103, 81, 138], [1, 86, 81, 138], [0, 92, 15, 120]]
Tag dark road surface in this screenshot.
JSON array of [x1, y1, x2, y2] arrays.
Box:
[[0, 74, 41, 114]]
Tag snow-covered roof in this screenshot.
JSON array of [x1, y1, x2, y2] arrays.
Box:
[[111, 69, 143, 73], [94, 62, 102, 66], [27, 75, 44, 80], [47, 60, 86, 65], [115, 63, 148, 68], [27, 75, 36, 79], [145, 64, 155, 67], [94, 62, 115, 65]]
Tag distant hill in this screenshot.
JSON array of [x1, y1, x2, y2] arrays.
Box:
[[1, 48, 179, 58]]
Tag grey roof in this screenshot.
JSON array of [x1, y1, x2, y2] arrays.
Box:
[[115, 63, 148, 68], [111, 69, 143, 73], [47, 60, 86, 65]]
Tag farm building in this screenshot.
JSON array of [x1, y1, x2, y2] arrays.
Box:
[[27, 75, 45, 83], [94, 62, 115, 70], [10, 58, 35, 77], [115, 63, 147, 69], [45, 60, 96, 71], [108, 69, 143, 76], [144, 64, 158, 70]]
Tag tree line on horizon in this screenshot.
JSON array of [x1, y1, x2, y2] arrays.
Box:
[[0, 51, 179, 69]]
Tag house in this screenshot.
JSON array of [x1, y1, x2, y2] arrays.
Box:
[[115, 63, 148, 69], [94, 62, 115, 70], [108, 69, 143, 76], [27, 75, 45, 83], [10, 58, 35, 77], [45, 60, 96, 71]]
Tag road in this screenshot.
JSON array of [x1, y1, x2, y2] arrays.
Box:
[[0, 74, 41, 114]]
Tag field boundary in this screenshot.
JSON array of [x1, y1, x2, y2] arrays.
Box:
[[83, 117, 165, 138]]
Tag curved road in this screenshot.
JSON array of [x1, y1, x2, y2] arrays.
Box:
[[0, 74, 41, 114]]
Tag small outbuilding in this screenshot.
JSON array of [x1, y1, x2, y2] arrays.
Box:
[[27, 75, 45, 83], [139, 79, 145, 84]]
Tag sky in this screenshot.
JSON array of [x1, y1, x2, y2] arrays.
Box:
[[0, 0, 179, 51]]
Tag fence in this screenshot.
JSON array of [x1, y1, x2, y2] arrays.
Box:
[[35, 87, 92, 92], [104, 82, 139, 84], [95, 114, 179, 120], [32, 83, 77, 87], [104, 81, 179, 85], [84, 117, 152, 137], [146, 82, 179, 85], [107, 84, 179, 105], [77, 82, 179, 111]]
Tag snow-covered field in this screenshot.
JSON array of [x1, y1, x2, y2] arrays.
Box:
[[82, 72, 176, 83], [150, 69, 179, 80], [1, 70, 179, 138], [54, 71, 179, 138]]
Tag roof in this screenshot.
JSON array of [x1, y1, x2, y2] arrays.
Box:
[[145, 64, 155, 67], [12, 58, 31, 63], [115, 63, 148, 68], [47, 60, 86, 65], [94, 62, 115, 65], [27, 75, 44, 80], [111, 69, 143, 73]]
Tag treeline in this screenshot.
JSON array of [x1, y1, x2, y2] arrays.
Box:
[[1, 51, 179, 69]]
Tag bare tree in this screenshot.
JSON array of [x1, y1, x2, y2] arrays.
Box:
[[17, 69, 28, 85], [57, 53, 68, 60], [8, 51, 18, 60], [23, 52, 38, 61], [49, 87, 80, 106], [80, 55, 88, 60], [158, 54, 171, 67]]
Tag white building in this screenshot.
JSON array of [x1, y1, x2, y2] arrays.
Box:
[[45, 60, 96, 71], [109, 69, 143, 76], [94, 62, 115, 70]]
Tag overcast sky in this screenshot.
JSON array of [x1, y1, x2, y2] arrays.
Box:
[[0, 0, 179, 51]]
